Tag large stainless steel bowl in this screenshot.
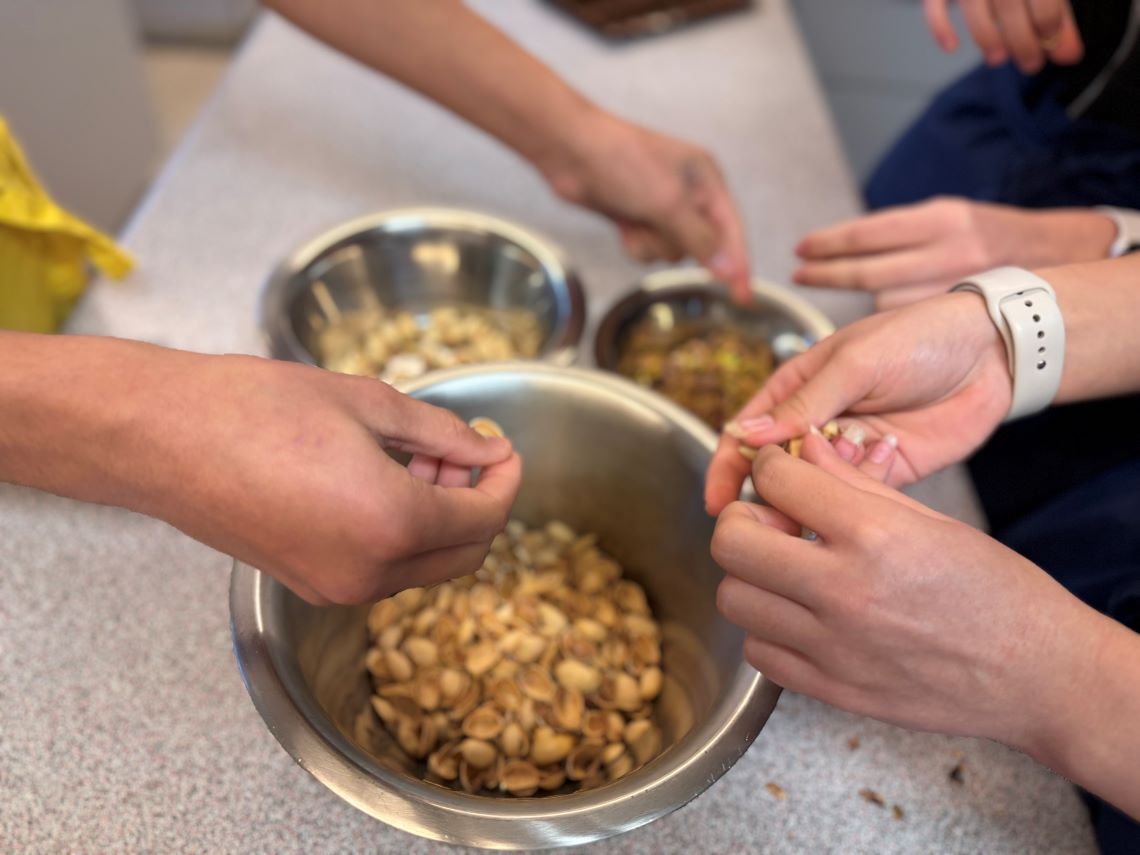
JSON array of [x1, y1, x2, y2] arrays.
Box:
[[230, 364, 781, 850], [260, 208, 586, 367], [594, 268, 835, 371]]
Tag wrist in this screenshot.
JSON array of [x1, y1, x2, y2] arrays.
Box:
[[533, 105, 627, 204], [1030, 210, 1118, 265]]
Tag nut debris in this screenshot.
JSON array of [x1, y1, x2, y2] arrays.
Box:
[[362, 519, 666, 795], [765, 782, 787, 802]]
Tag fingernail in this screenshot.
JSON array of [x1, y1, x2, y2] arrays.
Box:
[[841, 423, 866, 447], [726, 416, 774, 437], [709, 251, 733, 275], [833, 437, 857, 463], [808, 424, 823, 436], [868, 434, 898, 465]]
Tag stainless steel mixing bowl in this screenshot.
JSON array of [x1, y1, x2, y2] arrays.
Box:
[[230, 364, 781, 850], [260, 208, 586, 367], [594, 268, 835, 372]]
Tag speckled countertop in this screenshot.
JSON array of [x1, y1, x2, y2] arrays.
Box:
[[1, 2, 1096, 852]]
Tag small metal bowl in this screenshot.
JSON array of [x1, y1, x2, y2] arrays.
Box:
[[594, 268, 834, 376], [230, 364, 781, 850], [260, 207, 586, 368]]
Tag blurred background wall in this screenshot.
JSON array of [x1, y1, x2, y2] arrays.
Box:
[[0, 0, 980, 236]]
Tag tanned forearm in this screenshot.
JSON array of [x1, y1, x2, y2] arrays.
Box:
[[261, 0, 601, 179]]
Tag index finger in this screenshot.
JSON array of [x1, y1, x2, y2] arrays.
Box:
[[924, 0, 959, 51], [403, 452, 522, 550], [705, 188, 753, 304], [748, 444, 896, 542], [794, 203, 943, 261]]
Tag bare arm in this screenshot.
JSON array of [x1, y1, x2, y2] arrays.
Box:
[[0, 332, 520, 604], [261, 0, 751, 297]]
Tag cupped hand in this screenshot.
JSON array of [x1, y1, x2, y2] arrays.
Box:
[[711, 433, 1101, 749], [133, 352, 521, 605], [924, 0, 1083, 73], [794, 198, 1117, 311], [543, 112, 752, 302], [704, 291, 1011, 515]]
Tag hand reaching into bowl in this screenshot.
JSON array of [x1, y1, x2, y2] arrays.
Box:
[[263, 0, 752, 302], [0, 333, 521, 604], [711, 433, 1140, 821]]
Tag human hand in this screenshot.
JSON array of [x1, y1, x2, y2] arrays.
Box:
[[711, 433, 1102, 750], [127, 350, 521, 605], [794, 198, 1117, 311], [704, 290, 1011, 514], [924, 0, 1083, 73], [542, 111, 752, 302]]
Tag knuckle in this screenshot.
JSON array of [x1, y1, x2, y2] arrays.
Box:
[[749, 445, 791, 495]]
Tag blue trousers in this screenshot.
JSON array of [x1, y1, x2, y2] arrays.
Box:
[[867, 63, 1140, 854]]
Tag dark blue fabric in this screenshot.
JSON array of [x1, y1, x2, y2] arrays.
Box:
[[866, 63, 1140, 855]]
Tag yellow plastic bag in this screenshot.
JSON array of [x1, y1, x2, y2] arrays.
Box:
[[0, 115, 133, 332]]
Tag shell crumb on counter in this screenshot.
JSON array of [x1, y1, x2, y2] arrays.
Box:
[[859, 788, 887, 808], [847, 735, 861, 751], [765, 782, 787, 801], [361, 519, 666, 796], [316, 304, 542, 382]]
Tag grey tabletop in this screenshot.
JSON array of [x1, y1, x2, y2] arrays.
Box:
[[1, 2, 1095, 853]]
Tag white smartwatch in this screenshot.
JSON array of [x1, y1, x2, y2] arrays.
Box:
[[1096, 206, 1140, 257], [951, 267, 1065, 422]]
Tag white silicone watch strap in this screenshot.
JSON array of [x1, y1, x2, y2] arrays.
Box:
[[951, 267, 1065, 422], [1097, 206, 1140, 257]]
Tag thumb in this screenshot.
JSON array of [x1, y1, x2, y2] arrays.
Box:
[[358, 383, 514, 467], [798, 432, 945, 521], [727, 359, 869, 450]]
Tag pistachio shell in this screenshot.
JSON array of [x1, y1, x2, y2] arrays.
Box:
[[439, 668, 468, 701], [499, 760, 540, 797], [624, 719, 662, 765], [565, 740, 605, 782], [614, 580, 650, 615], [639, 666, 663, 701], [396, 715, 436, 759], [552, 686, 585, 732], [622, 614, 659, 638], [536, 602, 568, 637], [530, 727, 575, 766], [427, 740, 461, 781], [499, 721, 530, 758], [573, 618, 607, 643], [404, 637, 439, 669], [414, 676, 441, 712], [512, 633, 547, 664], [581, 710, 608, 742], [544, 520, 576, 544], [459, 738, 497, 769], [554, 660, 601, 695], [384, 649, 415, 682], [370, 695, 399, 727], [394, 587, 426, 613], [448, 679, 481, 722], [367, 598, 401, 636], [379, 624, 404, 651], [412, 606, 440, 637], [607, 751, 635, 782], [605, 711, 625, 743], [538, 765, 567, 791], [464, 640, 500, 677], [364, 648, 389, 680], [632, 634, 661, 667], [518, 664, 557, 703], [489, 677, 523, 712], [462, 703, 506, 741]]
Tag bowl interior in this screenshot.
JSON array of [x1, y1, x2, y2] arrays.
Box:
[[596, 279, 832, 375], [237, 367, 776, 847], [269, 215, 582, 366]]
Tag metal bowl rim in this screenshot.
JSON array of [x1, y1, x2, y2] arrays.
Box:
[[229, 363, 781, 849], [258, 207, 587, 368], [592, 268, 835, 371]]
